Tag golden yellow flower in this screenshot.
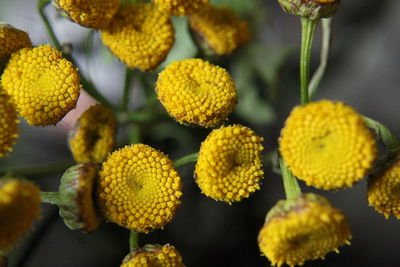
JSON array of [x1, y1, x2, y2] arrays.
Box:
[[69, 104, 117, 163], [97, 144, 183, 233], [189, 4, 251, 56], [0, 24, 31, 65], [100, 3, 174, 71], [279, 100, 376, 190], [1, 45, 80, 126], [258, 194, 351, 267], [152, 0, 209, 16], [54, 0, 120, 29], [0, 179, 41, 254], [194, 125, 264, 203], [367, 159, 400, 219], [0, 88, 18, 158], [121, 244, 185, 267], [156, 58, 237, 127]]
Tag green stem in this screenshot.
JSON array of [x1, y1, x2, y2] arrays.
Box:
[[38, 0, 62, 51], [129, 231, 139, 251], [300, 17, 318, 105], [174, 153, 199, 168], [40, 191, 60, 205], [0, 159, 74, 177], [121, 68, 134, 111], [279, 156, 301, 199]]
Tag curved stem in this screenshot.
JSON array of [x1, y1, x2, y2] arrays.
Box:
[[174, 153, 199, 168], [121, 68, 134, 112], [129, 231, 139, 251], [279, 156, 301, 199], [40, 191, 60, 205], [38, 0, 62, 51], [0, 159, 74, 177]]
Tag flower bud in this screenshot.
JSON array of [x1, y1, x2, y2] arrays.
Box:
[[278, 0, 340, 20], [121, 244, 185, 267]]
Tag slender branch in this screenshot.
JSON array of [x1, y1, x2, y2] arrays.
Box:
[[279, 156, 301, 199], [129, 231, 139, 251], [0, 159, 73, 177], [174, 153, 199, 168], [121, 68, 134, 111], [38, 0, 62, 51], [40, 191, 60, 205]]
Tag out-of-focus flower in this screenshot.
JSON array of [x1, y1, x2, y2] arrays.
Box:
[[0, 24, 31, 66], [152, 0, 208, 16], [0, 88, 18, 158], [121, 244, 185, 267]]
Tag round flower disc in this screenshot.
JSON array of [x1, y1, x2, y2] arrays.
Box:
[[0, 24, 31, 65], [152, 0, 209, 16], [0, 88, 18, 157], [279, 100, 377, 190], [121, 244, 185, 267]]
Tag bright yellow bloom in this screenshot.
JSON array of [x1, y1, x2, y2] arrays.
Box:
[[189, 4, 251, 55], [54, 0, 120, 29], [121, 244, 185, 267], [258, 194, 351, 267], [367, 160, 400, 219], [1, 45, 81, 126], [152, 0, 209, 16], [156, 58, 237, 127], [0, 88, 18, 157], [69, 104, 117, 163], [97, 144, 183, 233], [0, 24, 31, 65], [195, 125, 264, 203], [101, 3, 174, 71], [0, 179, 41, 254], [279, 100, 376, 190]]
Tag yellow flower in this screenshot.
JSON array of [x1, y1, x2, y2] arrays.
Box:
[[194, 125, 264, 203], [0, 88, 18, 157], [189, 4, 251, 55], [100, 3, 174, 71], [278, 0, 339, 20], [367, 159, 400, 219], [54, 0, 120, 30], [121, 244, 185, 267], [69, 104, 117, 163], [1, 45, 81, 126], [0, 24, 31, 66], [258, 194, 351, 267], [156, 58, 237, 127], [0, 179, 41, 254], [97, 144, 183, 233], [152, 0, 209, 16], [279, 100, 377, 190]]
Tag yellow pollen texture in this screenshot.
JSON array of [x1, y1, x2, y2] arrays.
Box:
[[101, 3, 174, 71], [279, 100, 377, 190], [189, 4, 251, 55], [367, 159, 400, 219], [0, 24, 31, 65], [121, 244, 185, 267], [152, 0, 209, 16], [0, 88, 18, 157], [55, 0, 120, 29], [1, 45, 81, 126], [156, 58, 237, 127], [97, 144, 183, 233], [69, 104, 117, 163], [195, 125, 264, 203]]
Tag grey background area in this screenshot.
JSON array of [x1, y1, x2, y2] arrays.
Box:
[[1, 0, 400, 266]]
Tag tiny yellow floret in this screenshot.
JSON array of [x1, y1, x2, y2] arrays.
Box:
[[0, 88, 18, 157], [156, 58, 237, 127], [101, 3, 174, 71], [121, 244, 185, 267], [97, 144, 183, 233], [279, 100, 377, 190], [195, 125, 264, 203], [152, 0, 209, 16], [0, 24, 31, 65]]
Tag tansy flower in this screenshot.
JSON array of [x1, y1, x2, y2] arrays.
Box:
[[53, 0, 120, 30], [0, 179, 41, 254], [97, 144, 183, 233], [69, 104, 117, 163], [100, 3, 174, 71], [156, 58, 237, 127], [1, 44, 80, 126], [0, 24, 31, 66], [189, 4, 251, 56], [152, 0, 209, 16], [258, 193, 351, 267], [0, 88, 18, 157], [194, 125, 264, 203], [279, 100, 377, 190], [121, 244, 185, 267], [278, 0, 339, 20]]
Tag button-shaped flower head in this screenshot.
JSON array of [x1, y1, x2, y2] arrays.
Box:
[[152, 0, 209, 16], [189, 4, 251, 56], [0, 24, 31, 67], [97, 144, 183, 233], [101, 3, 174, 71], [278, 0, 340, 20], [1, 45, 81, 126], [0, 88, 18, 157], [279, 100, 377, 190], [121, 244, 185, 267], [156, 59, 237, 127], [258, 193, 351, 267], [195, 125, 264, 203]]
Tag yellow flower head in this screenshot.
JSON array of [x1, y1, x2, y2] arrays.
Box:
[[100, 3, 174, 71], [278, 0, 339, 20], [189, 4, 251, 55], [156, 58, 237, 127], [367, 159, 400, 219], [258, 193, 351, 267], [54, 0, 120, 29], [1, 45, 81, 126], [97, 144, 183, 233], [152, 0, 209, 16], [0, 88, 18, 158], [0, 24, 31, 66], [69, 104, 117, 163], [194, 125, 264, 203], [279, 100, 377, 190], [121, 244, 185, 267], [0, 179, 41, 254]]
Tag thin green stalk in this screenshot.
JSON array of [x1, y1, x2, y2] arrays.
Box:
[[279, 156, 301, 199], [0, 159, 74, 177], [129, 231, 139, 251], [174, 153, 199, 168], [40, 191, 60, 205], [38, 0, 62, 51], [121, 68, 134, 111]]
